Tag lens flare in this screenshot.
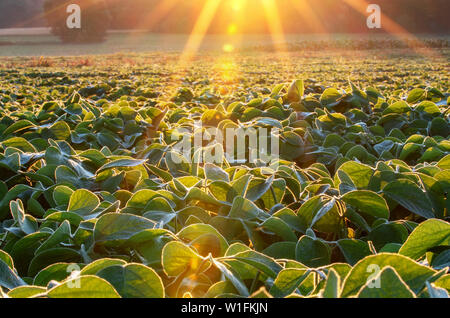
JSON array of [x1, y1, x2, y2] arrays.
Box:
[[227, 24, 238, 35], [179, 0, 222, 64], [223, 43, 235, 52], [230, 0, 245, 11], [262, 0, 289, 56]]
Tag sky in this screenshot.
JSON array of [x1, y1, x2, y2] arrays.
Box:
[[0, 0, 449, 35]]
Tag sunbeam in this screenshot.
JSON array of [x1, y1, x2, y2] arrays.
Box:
[[179, 0, 222, 65], [261, 0, 289, 55], [131, 0, 179, 32], [342, 0, 438, 57], [289, 0, 329, 35]]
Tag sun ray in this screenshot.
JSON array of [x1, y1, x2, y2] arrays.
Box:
[[179, 0, 222, 65], [213, 0, 247, 88], [221, 0, 247, 53], [124, 0, 180, 48], [342, 0, 438, 57], [131, 0, 179, 32], [261, 0, 289, 56], [289, 0, 329, 35]]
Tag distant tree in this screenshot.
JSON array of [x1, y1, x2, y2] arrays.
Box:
[[44, 0, 110, 43]]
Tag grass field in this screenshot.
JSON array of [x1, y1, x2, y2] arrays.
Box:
[[0, 36, 449, 298]]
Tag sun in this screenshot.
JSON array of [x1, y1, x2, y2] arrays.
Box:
[[227, 24, 238, 35], [179, 0, 290, 63], [223, 43, 235, 53], [230, 0, 245, 12]]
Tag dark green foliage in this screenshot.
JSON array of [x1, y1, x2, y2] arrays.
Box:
[[0, 51, 448, 298]]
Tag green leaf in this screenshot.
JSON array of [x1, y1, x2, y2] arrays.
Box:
[[270, 268, 309, 298], [162, 241, 209, 277], [9, 232, 51, 275], [438, 154, 450, 170], [8, 286, 47, 298], [44, 212, 83, 228], [185, 187, 221, 206], [337, 239, 373, 266], [210, 258, 249, 297], [177, 223, 229, 257], [320, 88, 342, 106], [246, 176, 274, 202], [0, 250, 14, 269], [125, 189, 162, 212], [430, 250, 450, 270], [341, 253, 436, 297], [0, 152, 20, 172], [358, 266, 416, 298], [263, 242, 297, 259], [127, 229, 175, 266], [433, 275, 450, 292], [35, 220, 71, 254], [2, 137, 36, 152], [47, 276, 120, 298], [261, 217, 297, 242], [2, 120, 35, 137], [209, 181, 232, 202], [400, 143, 422, 161], [28, 248, 81, 277], [368, 222, 409, 251], [383, 179, 435, 219], [335, 161, 373, 190], [94, 213, 155, 244], [427, 282, 449, 298], [204, 163, 229, 182], [228, 196, 268, 220], [204, 281, 238, 298], [10, 199, 38, 235], [374, 140, 395, 156], [406, 88, 425, 104], [97, 158, 147, 174], [297, 195, 336, 232], [33, 263, 75, 287], [379, 243, 402, 253], [50, 121, 71, 140], [67, 189, 100, 218], [254, 117, 283, 129], [0, 259, 26, 290], [341, 190, 389, 219], [399, 219, 450, 260], [225, 250, 282, 279], [322, 269, 341, 298], [97, 263, 164, 298], [286, 79, 304, 103], [80, 258, 127, 276], [416, 101, 440, 116], [295, 235, 331, 268], [53, 185, 74, 207], [383, 101, 410, 115]]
